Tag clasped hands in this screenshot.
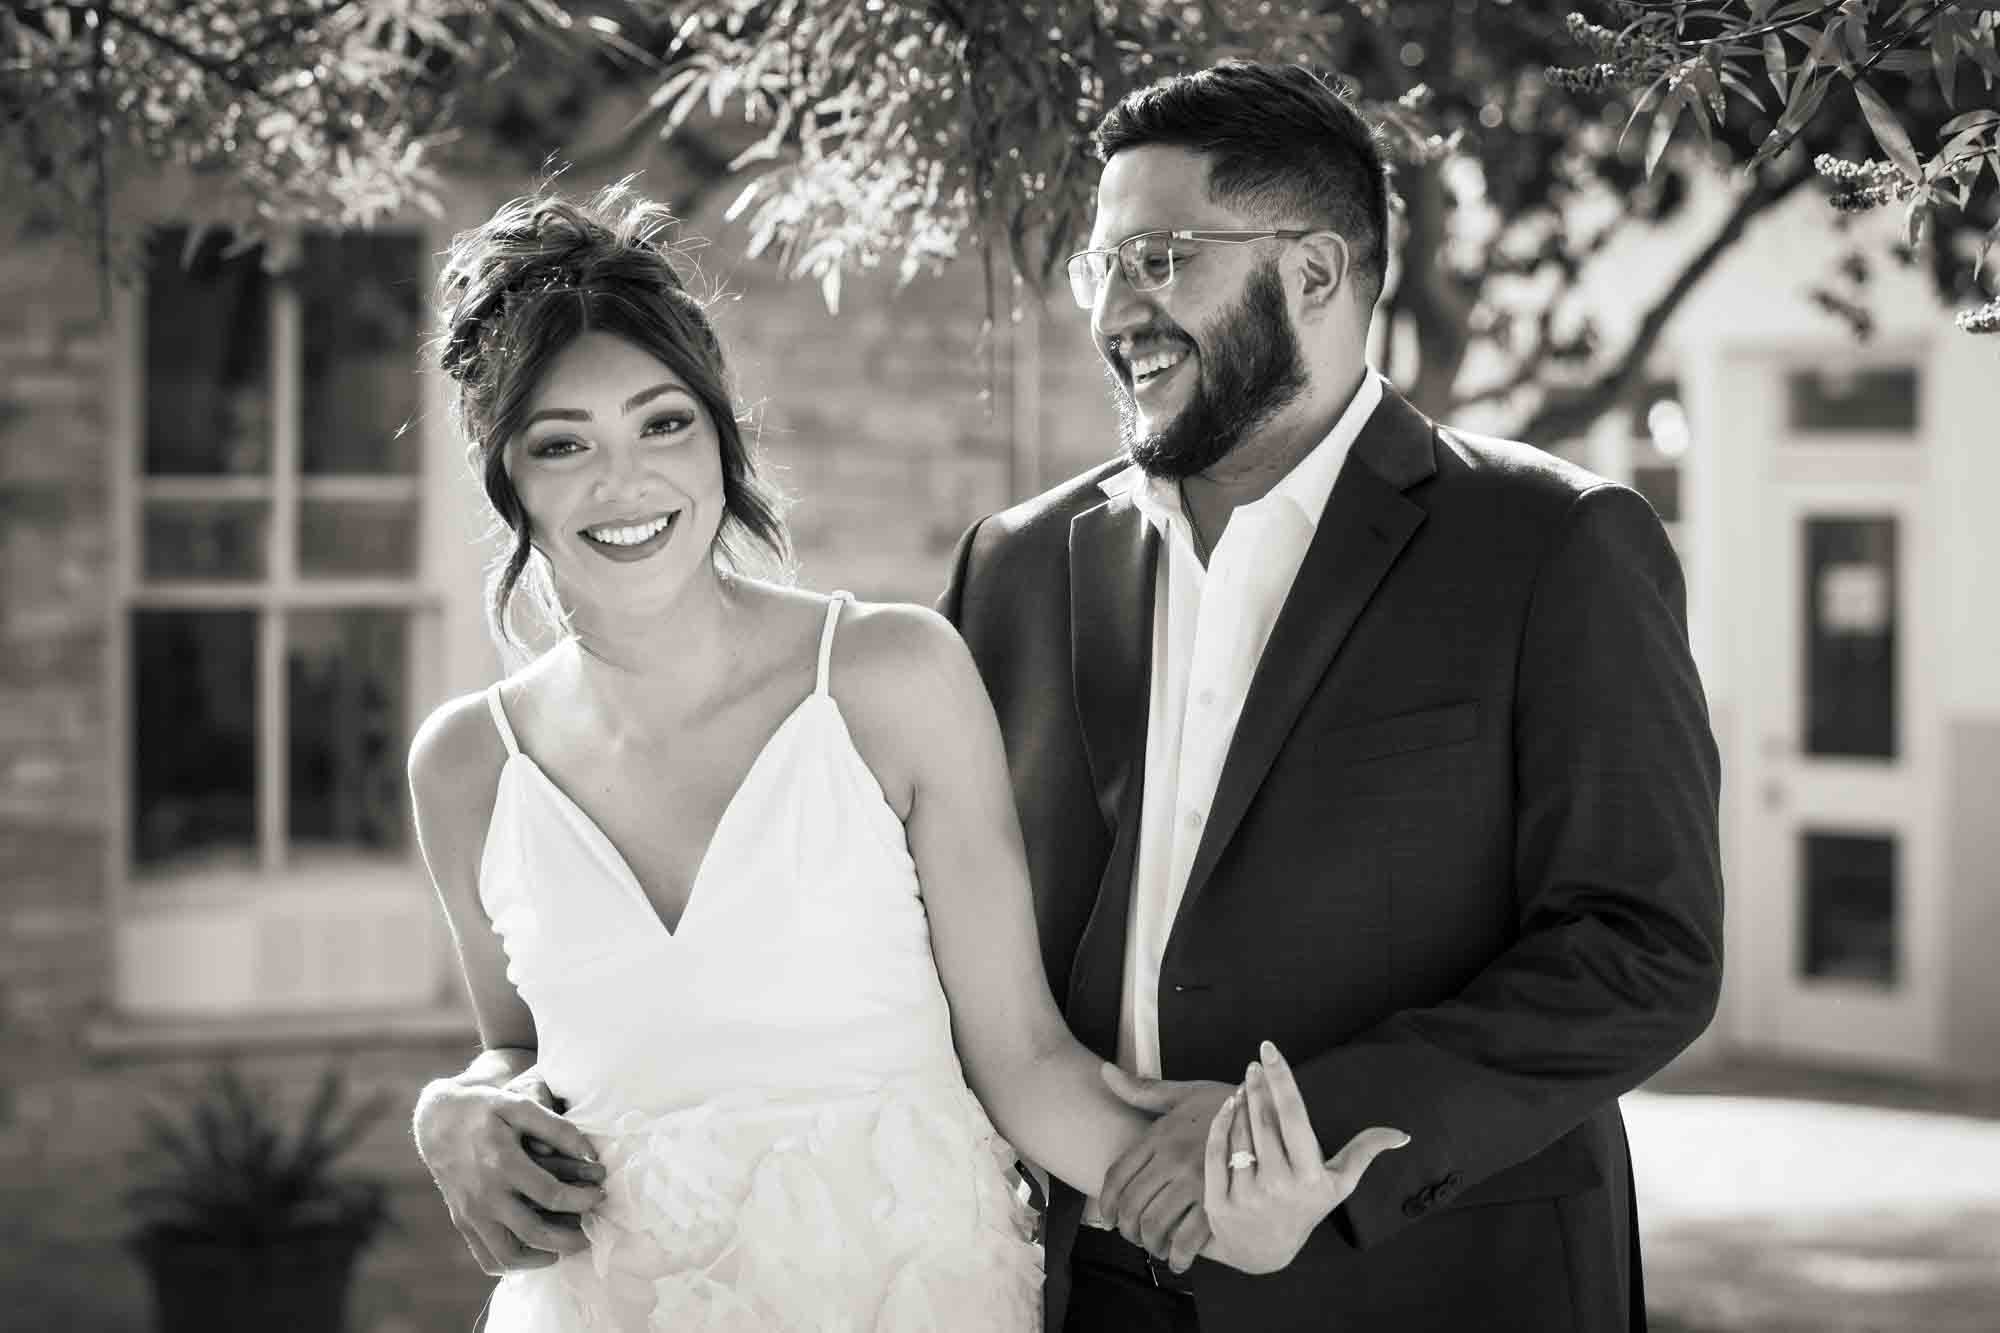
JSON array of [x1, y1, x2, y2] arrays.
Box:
[[412, 1067, 607, 1275], [1097, 1041, 1410, 1277]]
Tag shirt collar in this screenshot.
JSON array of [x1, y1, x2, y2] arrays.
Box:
[[1099, 369, 1385, 537]]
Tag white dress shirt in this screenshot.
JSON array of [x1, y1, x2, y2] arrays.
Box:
[[1082, 369, 1384, 1222]]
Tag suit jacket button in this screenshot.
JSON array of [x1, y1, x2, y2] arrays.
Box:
[[1401, 1195, 1430, 1219], [1437, 1171, 1463, 1197]]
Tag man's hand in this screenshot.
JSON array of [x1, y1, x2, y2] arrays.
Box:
[[1201, 1042, 1409, 1275], [1098, 1064, 1235, 1273], [412, 1067, 607, 1276]]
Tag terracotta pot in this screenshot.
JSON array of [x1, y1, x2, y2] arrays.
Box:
[[128, 1222, 375, 1333]]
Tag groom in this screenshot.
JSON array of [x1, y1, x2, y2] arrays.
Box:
[[938, 60, 1723, 1332]]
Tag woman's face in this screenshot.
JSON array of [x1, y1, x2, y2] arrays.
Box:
[[505, 330, 726, 620]]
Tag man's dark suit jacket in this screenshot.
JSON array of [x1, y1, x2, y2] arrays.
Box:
[[938, 388, 1724, 1332]]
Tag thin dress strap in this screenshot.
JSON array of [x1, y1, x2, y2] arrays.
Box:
[[485, 683, 522, 757], [815, 591, 852, 696]]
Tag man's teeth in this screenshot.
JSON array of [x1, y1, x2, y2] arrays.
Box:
[[1131, 348, 1189, 381], [585, 515, 673, 546]]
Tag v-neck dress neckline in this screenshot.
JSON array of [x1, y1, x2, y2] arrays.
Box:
[[480, 591, 855, 940]]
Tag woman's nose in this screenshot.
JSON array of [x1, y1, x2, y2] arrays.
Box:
[[590, 446, 654, 501]]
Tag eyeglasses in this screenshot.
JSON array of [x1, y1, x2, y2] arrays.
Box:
[[1064, 229, 1315, 309]]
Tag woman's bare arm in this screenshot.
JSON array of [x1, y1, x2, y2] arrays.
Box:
[[406, 691, 605, 1273], [839, 605, 1156, 1197]]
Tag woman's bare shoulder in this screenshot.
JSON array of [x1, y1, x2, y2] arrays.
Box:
[[823, 598, 991, 807], [407, 687, 512, 826], [829, 598, 975, 702]]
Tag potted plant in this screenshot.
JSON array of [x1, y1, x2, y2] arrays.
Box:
[[125, 1063, 395, 1333]]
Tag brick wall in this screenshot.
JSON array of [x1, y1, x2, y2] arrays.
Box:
[[0, 195, 1129, 1329], [0, 222, 118, 1116], [701, 213, 1123, 604]]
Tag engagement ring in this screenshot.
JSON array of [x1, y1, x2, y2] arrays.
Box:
[[1227, 1150, 1257, 1171]]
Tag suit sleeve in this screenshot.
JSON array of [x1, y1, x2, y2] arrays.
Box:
[[936, 517, 985, 628], [1294, 482, 1724, 1249]]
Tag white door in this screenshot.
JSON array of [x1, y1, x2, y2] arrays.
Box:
[[1745, 363, 1941, 1070]]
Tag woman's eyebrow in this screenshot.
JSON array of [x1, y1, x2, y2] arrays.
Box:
[[521, 384, 690, 429], [621, 382, 690, 413]]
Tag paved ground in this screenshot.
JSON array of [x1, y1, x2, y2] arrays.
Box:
[[1629, 1061, 2000, 1332]]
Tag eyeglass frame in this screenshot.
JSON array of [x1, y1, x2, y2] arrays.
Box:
[[1064, 228, 1318, 309]]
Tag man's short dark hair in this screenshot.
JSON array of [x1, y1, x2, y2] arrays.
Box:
[[1095, 60, 1390, 308]]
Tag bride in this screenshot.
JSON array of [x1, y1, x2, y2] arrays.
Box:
[[406, 183, 1402, 1331]]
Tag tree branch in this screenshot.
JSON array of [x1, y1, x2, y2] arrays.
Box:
[[93, 4, 297, 116], [1450, 214, 1626, 413], [1506, 156, 1813, 446], [1396, 157, 1477, 416]]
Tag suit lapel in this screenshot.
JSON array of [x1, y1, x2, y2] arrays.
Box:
[[1174, 391, 1438, 927], [1063, 492, 1158, 1043]]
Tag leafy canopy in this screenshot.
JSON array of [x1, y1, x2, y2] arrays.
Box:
[[1551, 0, 2000, 333]]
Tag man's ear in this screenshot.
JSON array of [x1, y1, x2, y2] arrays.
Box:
[[1294, 231, 1352, 312]]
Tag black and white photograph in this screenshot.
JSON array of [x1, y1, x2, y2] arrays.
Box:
[[3, 2, 1997, 1330]]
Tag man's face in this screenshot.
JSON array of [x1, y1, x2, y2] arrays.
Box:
[[1087, 145, 1309, 480]]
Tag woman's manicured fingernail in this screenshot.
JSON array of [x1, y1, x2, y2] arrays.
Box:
[[1260, 1040, 1280, 1063], [1246, 1062, 1263, 1084]]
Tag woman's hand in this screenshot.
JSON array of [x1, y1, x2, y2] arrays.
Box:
[[412, 1067, 607, 1275], [1200, 1042, 1410, 1276]]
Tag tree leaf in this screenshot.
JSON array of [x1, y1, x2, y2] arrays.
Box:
[[1930, 0, 1960, 96], [1872, 51, 1931, 76], [1940, 109, 2000, 137], [1975, 214, 2000, 283], [1854, 80, 1923, 182], [1800, 21, 1839, 78], [1764, 30, 1791, 100], [1843, 14, 1870, 71], [1684, 68, 1720, 145], [1942, 124, 1997, 167], [1762, 64, 1833, 162], [1619, 73, 1672, 150], [1647, 84, 1690, 177], [1719, 67, 1771, 111], [1902, 190, 1931, 251]]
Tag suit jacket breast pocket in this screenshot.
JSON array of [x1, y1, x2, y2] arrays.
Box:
[[1320, 701, 1480, 767]]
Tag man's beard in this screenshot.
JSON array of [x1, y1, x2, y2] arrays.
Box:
[[1111, 261, 1309, 481]]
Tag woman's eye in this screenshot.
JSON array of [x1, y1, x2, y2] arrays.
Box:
[[641, 413, 694, 440], [528, 437, 584, 460]]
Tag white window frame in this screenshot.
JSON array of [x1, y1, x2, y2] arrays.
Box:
[[103, 223, 474, 1028]]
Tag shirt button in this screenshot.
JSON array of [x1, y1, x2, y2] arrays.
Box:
[[1198, 688, 1217, 708], [1185, 809, 1204, 830]]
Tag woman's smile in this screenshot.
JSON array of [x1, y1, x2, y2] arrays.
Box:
[[577, 509, 682, 563]]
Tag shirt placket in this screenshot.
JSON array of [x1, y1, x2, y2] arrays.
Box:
[[1170, 511, 1263, 901]]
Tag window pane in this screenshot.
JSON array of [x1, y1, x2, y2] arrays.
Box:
[[1803, 516, 1896, 759], [299, 498, 419, 577], [1799, 831, 1898, 986], [299, 233, 424, 476], [1787, 367, 1919, 434], [132, 610, 258, 874], [287, 610, 408, 854], [145, 229, 270, 476], [143, 499, 269, 580]]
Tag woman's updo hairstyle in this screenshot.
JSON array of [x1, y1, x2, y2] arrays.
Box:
[[435, 178, 789, 648]]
